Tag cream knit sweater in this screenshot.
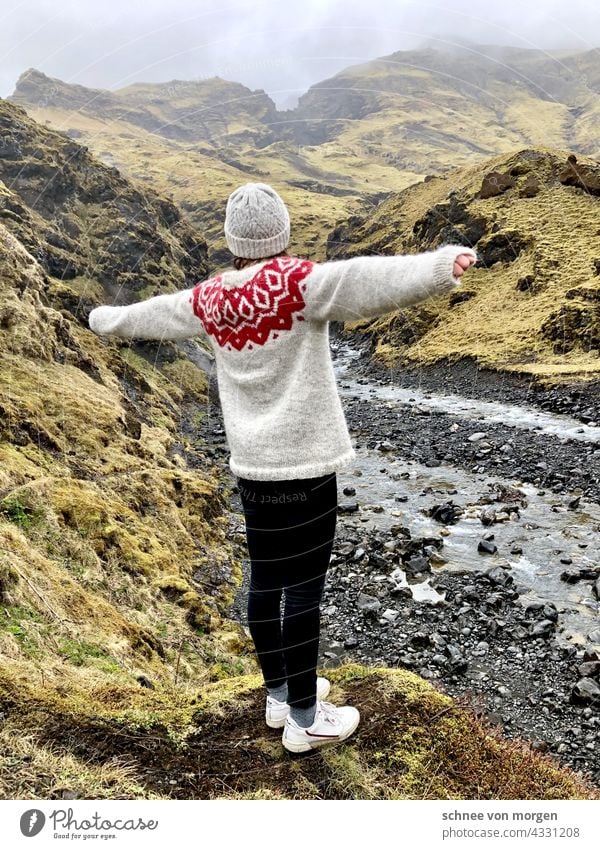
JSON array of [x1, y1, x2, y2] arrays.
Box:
[[88, 244, 477, 481]]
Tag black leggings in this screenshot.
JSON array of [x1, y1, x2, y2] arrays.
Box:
[[237, 472, 338, 710]]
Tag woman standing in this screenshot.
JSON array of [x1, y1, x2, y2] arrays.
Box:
[[89, 182, 477, 753]]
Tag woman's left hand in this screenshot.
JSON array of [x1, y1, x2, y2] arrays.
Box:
[[453, 253, 476, 279]]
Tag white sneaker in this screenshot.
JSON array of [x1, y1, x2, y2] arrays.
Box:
[[282, 699, 360, 753], [265, 677, 331, 729]]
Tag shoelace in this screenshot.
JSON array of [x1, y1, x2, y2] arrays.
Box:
[[317, 700, 339, 726]]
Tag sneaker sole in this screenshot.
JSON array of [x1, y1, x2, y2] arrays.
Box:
[[265, 680, 331, 729], [282, 710, 360, 754]]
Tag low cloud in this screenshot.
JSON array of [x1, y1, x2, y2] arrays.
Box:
[[1, 0, 597, 106]]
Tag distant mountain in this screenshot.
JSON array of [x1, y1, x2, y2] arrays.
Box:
[[9, 45, 600, 264]]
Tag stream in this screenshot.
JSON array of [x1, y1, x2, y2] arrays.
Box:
[[332, 340, 600, 652]]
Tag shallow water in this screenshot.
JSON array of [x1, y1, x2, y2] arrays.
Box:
[[333, 341, 600, 444], [332, 344, 600, 651]]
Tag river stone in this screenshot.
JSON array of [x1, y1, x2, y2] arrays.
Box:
[[570, 677, 600, 704], [343, 486, 356, 496], [382, 608, 399, 622], [478, 539, 498, 555], [404, 555, 431, 576], [410, 631, 430, 648], [468, 432, 488, 441], [530, 619, 555, 638], [357, 593, 381, 613], [430, 501, 463, 524], [485, 566, 513, 586], [578, 661, 600, 678], [338, 501, 359, 514]]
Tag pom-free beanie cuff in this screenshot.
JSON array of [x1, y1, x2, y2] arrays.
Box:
[[225, 222, 290, 259]]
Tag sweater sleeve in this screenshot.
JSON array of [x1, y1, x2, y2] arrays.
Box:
[[302, 243, 478, 323], [88, 287, 207, 341]]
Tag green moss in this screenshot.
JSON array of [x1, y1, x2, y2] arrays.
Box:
[[57, 638, 117, 668], [0, 605, 44, 658], [0, 496, 44, 531]]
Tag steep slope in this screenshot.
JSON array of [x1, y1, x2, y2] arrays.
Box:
[[0, 98, 255, 781], [290, 44, 599, 159], [326, 146, 600, 384], [9, 70, 403, 264]]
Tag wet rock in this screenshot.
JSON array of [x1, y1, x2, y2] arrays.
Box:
[[561, 569, 581, 584], [570, 677, 600, 704], [404, 555, 431, 576], [484, 566, 513, 587], [342, 486, 356, 496], [390, 523, 411, 538], [561, 567, 600, 583], [510, 545, 523, 556], [468, 432, 487, 442], [410, 631, 430, 648], [344, 636, 359, 649], [480, 507, 496, 526], [382, 608, 399, 622], [429, 501, 463, 524], [338, 501, 359, 514], [137, 675, 155, 689], [478, 539, 498, 555]]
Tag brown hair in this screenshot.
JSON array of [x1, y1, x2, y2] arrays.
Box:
[[232, 250, 289, 271]]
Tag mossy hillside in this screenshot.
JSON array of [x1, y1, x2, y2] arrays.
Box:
[[0, 105, 257, 767], [291, 44, 599, 157], [327, 147, 600, 384], [1, 663, 597, 801], [0, 223, 253, 695], [0, 98, 209, 299]]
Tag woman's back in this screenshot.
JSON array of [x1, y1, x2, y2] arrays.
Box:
[[191, 254, 355, 481]]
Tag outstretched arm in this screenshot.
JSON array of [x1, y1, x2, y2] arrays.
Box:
[[303, 243, 478, 323], [88, 286, 207, 341]]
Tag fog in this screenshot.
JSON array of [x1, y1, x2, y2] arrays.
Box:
[[1, 0, 598, 107]]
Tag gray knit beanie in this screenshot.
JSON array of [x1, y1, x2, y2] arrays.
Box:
[[224, 182, 290, 259]]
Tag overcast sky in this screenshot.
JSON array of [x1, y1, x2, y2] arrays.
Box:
[[1, 0, 598, 107]]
